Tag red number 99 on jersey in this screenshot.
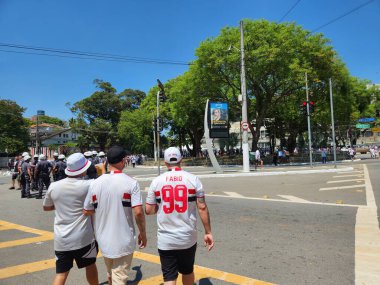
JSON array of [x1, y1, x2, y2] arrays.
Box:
[[161, 185, 188, 214]]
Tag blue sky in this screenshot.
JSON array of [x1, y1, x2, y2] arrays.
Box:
[[1, 0, 379, 120]]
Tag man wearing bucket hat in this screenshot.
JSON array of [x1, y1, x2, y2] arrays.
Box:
[[145, 147, 214, 285], [83, 146, 147, 285], [43, 153, 99, 285]]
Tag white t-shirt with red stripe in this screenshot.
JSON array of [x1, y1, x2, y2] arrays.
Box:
[[84, 170, 142, 258], [146, 167, 205, 250]]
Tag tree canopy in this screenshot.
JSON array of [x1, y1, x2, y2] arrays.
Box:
[[0, 100, 30, 154]]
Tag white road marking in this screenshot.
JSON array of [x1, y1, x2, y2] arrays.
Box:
[[336, 170, 363, 174], [319, 184, 365, 191], [333, 174, 363, 178], [207, 193, 361, 207], [355, 164, 380, 284], [224, 192, 245, 198], [327, 179, 365, 184], [277, 195, 310, 203]]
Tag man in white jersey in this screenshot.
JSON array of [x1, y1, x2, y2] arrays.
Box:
[[83, 146, 147, 285], [145, 147, 214, 285], [43, 153, 98, 285]]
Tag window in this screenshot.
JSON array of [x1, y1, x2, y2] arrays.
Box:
[[364, 131, 373, 137], [59, 134, 61, 137]]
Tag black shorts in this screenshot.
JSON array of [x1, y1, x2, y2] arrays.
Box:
[[55, 241, 98, 273], [12, 173, 18, 180], [158, 243, 197, 282]]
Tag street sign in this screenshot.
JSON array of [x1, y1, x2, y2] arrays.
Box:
[[371, 127, 380, 132], [37, 110, 45, 116], [241, 121, 249, 130], [358, 117, 375, 123], [356, 123, 371, 129]]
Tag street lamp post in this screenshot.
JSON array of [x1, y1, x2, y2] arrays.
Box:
[[156, 79, 165, 176], [240, 20, 250, 172]]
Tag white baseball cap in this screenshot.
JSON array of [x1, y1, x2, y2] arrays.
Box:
[[58, 154, 65, 159], [22, 152, 29, 157], [65, 153, 91, 176], [24, 155, 31, 160], [53, 152, 59, 156], [98, 151, 105, 156], [164, 147, 182, 164], [92, 150, 98, 155], [39, 154, 46, 160], [33, 154, 39, 158]]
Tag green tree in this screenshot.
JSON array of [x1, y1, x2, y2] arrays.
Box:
[[70, 79, 146, 150], [118, 108, 154, 155], [36, 115, 65, 127], [0, 100, 30, 154], [194, 19, 345, 151]]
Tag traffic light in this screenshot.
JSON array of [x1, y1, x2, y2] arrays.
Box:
[[309, 101, 315, 113], [158, 118, 163, 132], [376, 109, 380, 118], [300, 101, 307, 116], [159, 90, 166, 103]]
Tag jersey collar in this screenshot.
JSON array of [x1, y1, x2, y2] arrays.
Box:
[[110, 170, 123, 174], [169, 167, 182, 171]]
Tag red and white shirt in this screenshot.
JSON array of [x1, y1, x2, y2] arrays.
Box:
[[84, 170, 142, 258], [146, 168, 205, 250]]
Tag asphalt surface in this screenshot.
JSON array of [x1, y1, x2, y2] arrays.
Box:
[[0, 157, 379, 284]]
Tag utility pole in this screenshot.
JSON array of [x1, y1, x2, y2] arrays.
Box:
[[156, 90, 161, 175], [329, 78, 337, 168], [36, 114, 39, 155], [305, 73, 313, 167], [240, 20, 250, 172], [153, 112, 157, 162]]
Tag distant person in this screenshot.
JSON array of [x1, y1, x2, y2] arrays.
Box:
[[35, 154, 52, 199], [9, 155, 21, 190], [255, 149, 263, 170], [84, 146, 147, 285], [52, 152, 59, 182], [145, 147, 214, 285], [43, 153, 98, 285], [84, 151, 98, 179], [54, 154, 67, 181], [20, 155, 32, 198], [321, 148, 327, 164]]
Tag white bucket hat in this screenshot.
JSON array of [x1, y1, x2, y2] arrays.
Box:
[[84, 151, 92, 157], [22, 152, 29, 157], [39, 154, 46, 160], [65, 153, 91, 176], [58, 154, 65, 160]]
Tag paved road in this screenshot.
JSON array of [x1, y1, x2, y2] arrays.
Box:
[[0, 160, 379, 284]]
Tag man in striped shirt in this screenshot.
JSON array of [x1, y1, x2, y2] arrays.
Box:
[[84, 146, 147, 285], [145, 147, 214, 285]]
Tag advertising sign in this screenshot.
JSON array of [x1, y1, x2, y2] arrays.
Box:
[[209, 102, 229, 138], [358, 118, 375, 123], [371, 127, 380, 132], [356, 123, 371, 129]]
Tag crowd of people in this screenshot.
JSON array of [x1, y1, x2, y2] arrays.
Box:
[[8, 146, 213, 285]]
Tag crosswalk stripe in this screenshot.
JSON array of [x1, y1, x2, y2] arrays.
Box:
[[224, 192, 245, 198], [319, 184, 366, 191], [277, 195, 310, 203], [327, 179, 365, 183]]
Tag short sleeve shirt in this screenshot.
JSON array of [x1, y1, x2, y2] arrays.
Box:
[[146, 168, 204, 250], [255, 150, 261, 160], [84, 171, 142, 258], [43, 178, 95, 251]]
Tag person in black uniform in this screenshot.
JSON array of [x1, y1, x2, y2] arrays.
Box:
[[84, 151, 98, 179], [30, 154, 39, 191], [52, 152, 59, 181], [35, 154, 52, 199], [21, 155, 32, 198], [54, 154, 67, 181]]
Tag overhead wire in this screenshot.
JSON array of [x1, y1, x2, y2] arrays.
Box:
[[278, 0, 302, 23], [0, 42, 190, 66], [312, 0, 375, 32]]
